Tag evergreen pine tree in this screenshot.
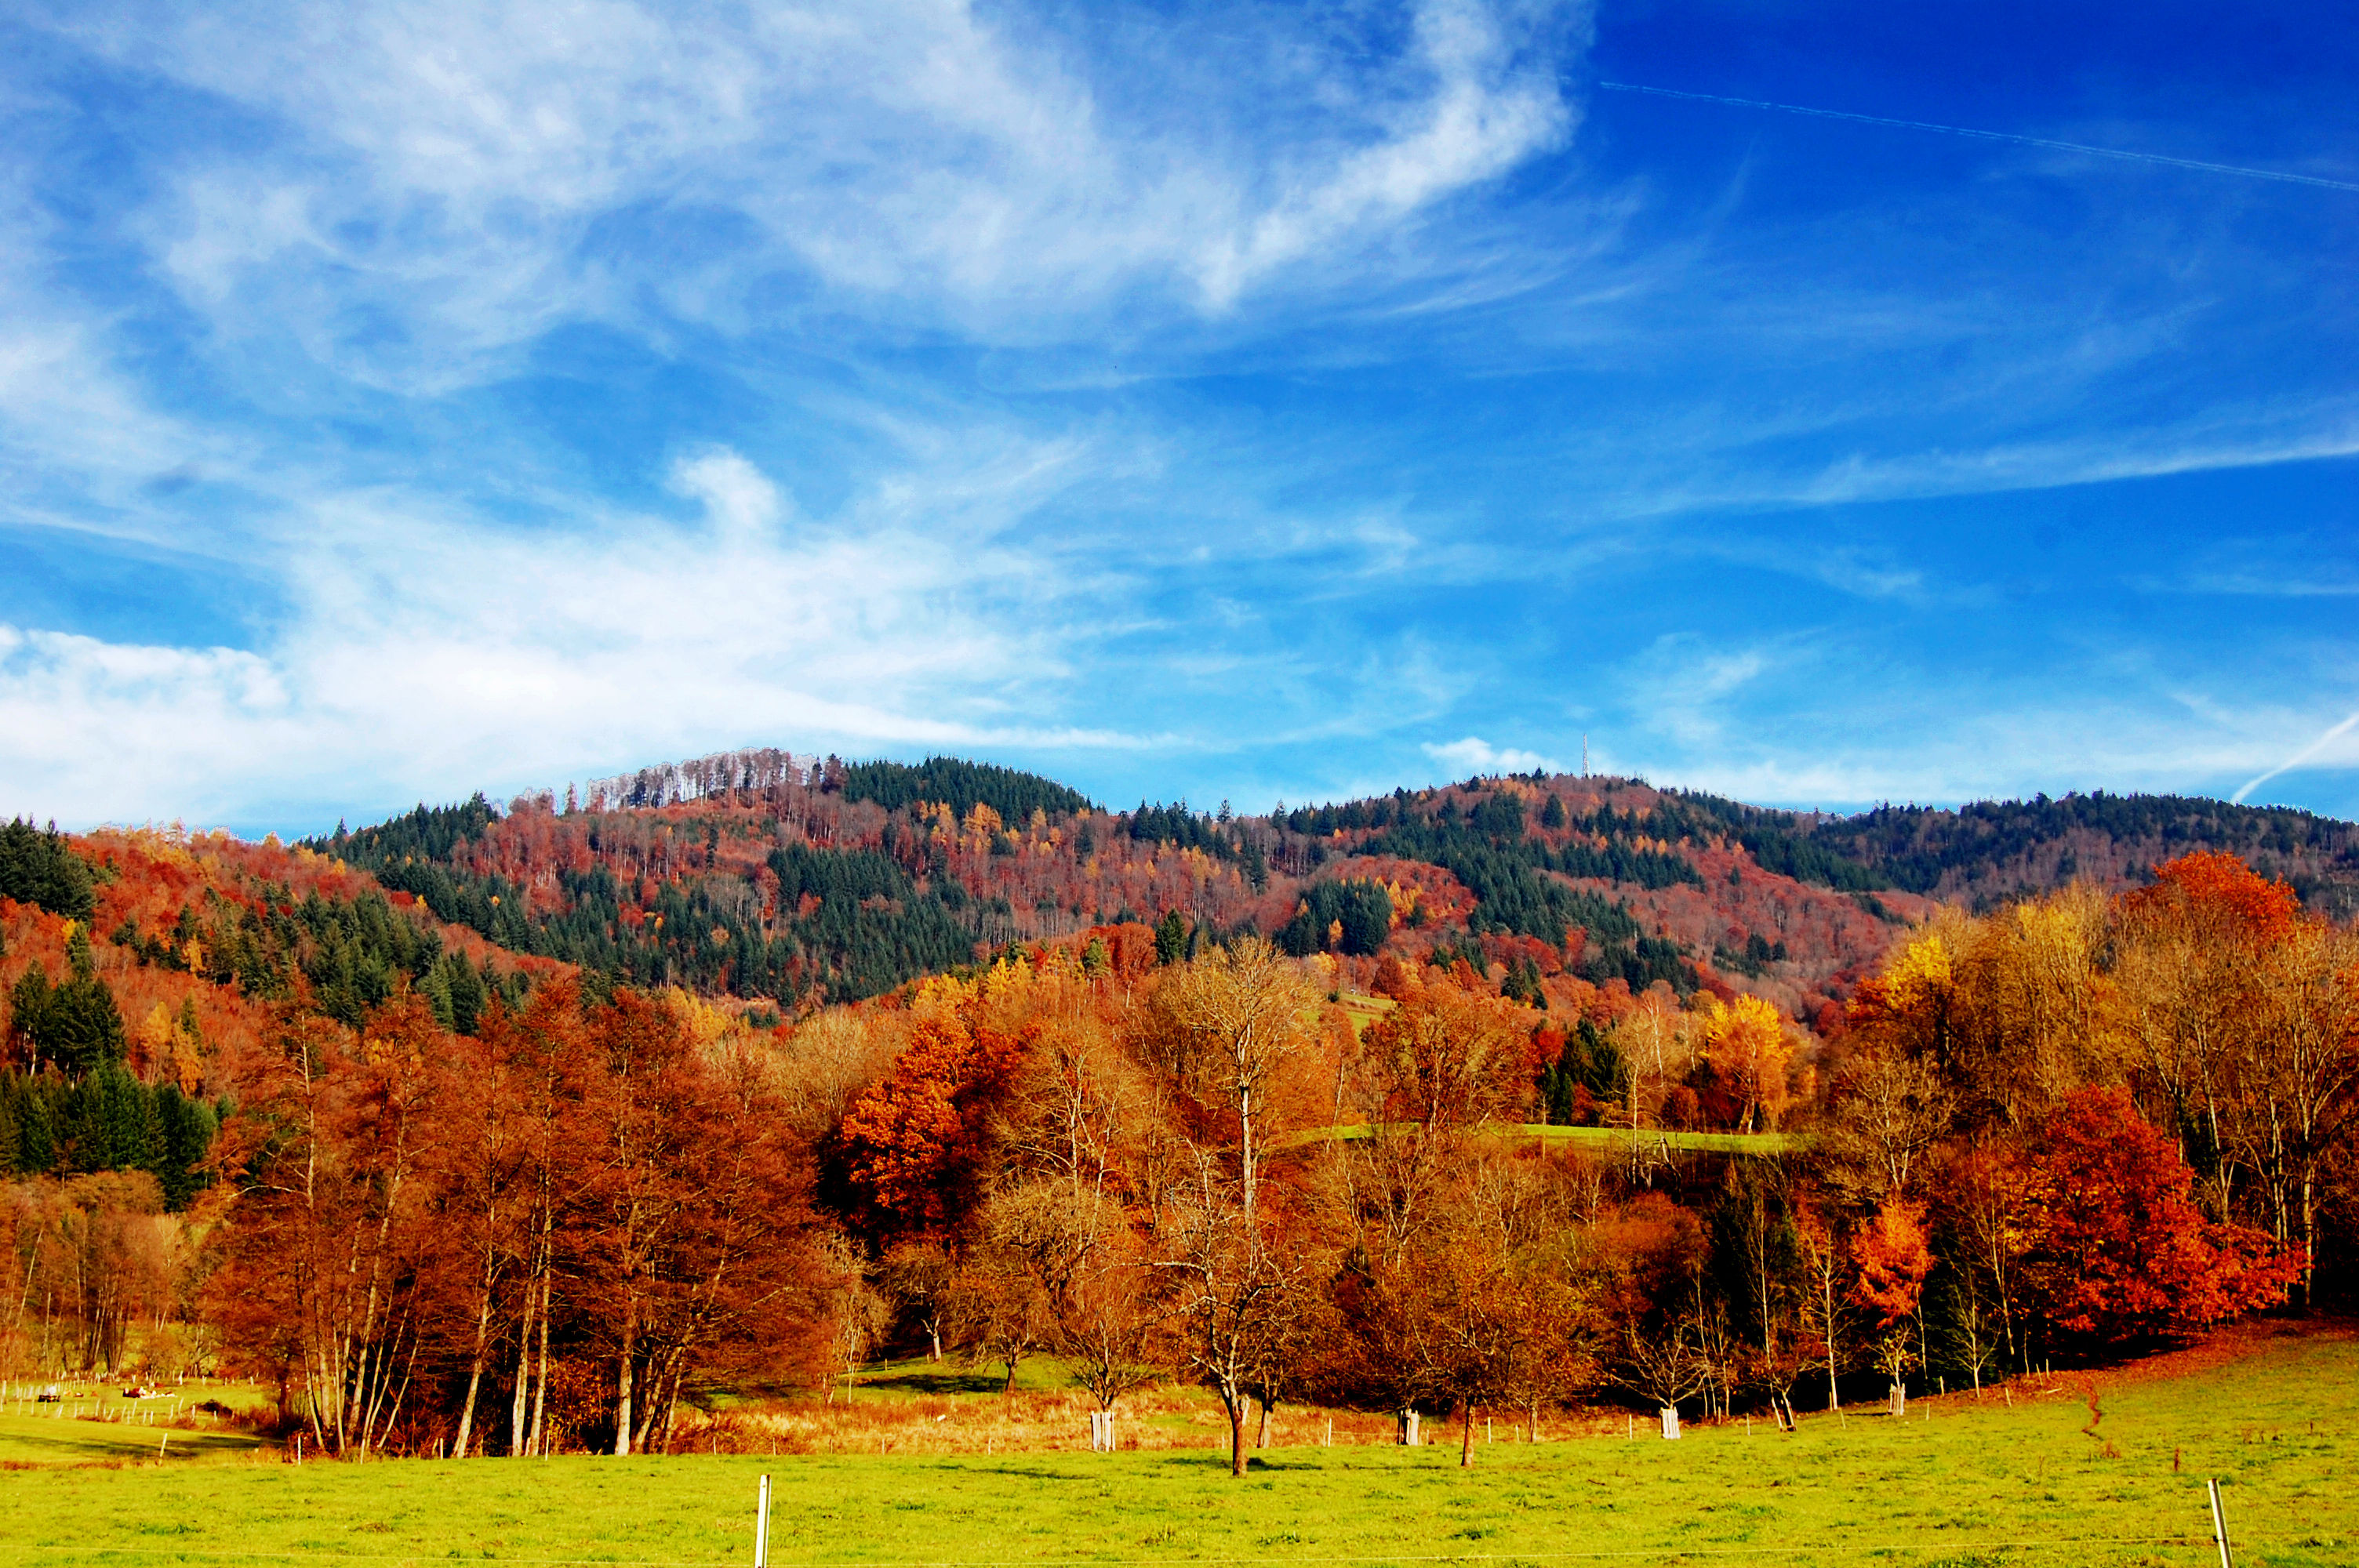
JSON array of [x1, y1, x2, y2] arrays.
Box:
[[1154, 909, 1190, 965]]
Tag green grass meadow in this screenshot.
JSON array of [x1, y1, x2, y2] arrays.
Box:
[[4, 1332, 2352, 1568]]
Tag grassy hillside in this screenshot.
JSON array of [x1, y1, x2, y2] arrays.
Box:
[[2, 1326, 2349, 1566]]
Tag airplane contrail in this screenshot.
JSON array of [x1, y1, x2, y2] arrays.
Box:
[[2234, 711, 2359, 804], [1598, 82, 2359, 194]]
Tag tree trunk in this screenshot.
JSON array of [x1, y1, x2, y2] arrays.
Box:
[[2299, 1174, 2317, 1313], [1238, 1091, 1256, 1225], [638, 1355, 679, 1454], [525, 1274, 551, 1457], [1227, 1393, 1249, 1476], [1256, 1397, 1270, 1449], [613, 1319, 636, 1457], [1459, 1403, 1475, 1468], [508, 1282, 535, 1455], [453, 1290, 493, 1457], [1824, 1272, 1840, 1412]]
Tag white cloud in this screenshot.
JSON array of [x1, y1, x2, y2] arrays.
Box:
[[25, 0, 1583, 387], [1423, 735, 1560, 776], [670, 448, 785, 546], [0, 446, 1144, 827], [0, 627, 300, 824]]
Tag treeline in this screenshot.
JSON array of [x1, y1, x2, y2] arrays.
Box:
[[841, 757, 1093, 822], [152, 986, 827, 1458], [6, 850, 2347, 1474], [106, 878, 517, 1035], [308, 764, 2359, 1028], [303, 764, 1901, 1014], [1654, 792, 1892, 893], [0, 1069, 220, 1207], [351, 840, 978, 1006], [0, 818, 97, 919], [1365, 806, 1694, 994], [1125, 801, 1270, 887], [809, 893, 2319, 1475], [322, 795, 501, 871], [1808, 791, 2359, 913]]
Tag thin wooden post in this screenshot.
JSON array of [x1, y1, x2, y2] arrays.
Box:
[[2207, 1478, 2234, 1568], [754, 1474, 772, 1568]]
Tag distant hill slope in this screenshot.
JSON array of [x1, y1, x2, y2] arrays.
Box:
[[1797, 792, 2359, 918], [295, 748, 2357, 1024], [2, 822, 573, 1196]]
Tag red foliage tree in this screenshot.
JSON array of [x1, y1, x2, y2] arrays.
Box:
[[2025, 1088, 2295, 1348], [837, 1014, 1027, 1235]]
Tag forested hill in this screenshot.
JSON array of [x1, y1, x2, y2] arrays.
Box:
[[6, 757, 2355, 1207], [1797, 792, 2359, 918], [278, 749, 2358, 1023]]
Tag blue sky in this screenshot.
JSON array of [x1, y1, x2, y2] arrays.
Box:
[[2, 0, 2355, 835]]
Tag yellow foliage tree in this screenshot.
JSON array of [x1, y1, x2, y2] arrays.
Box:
[[1698, 992, 1794, 1132]]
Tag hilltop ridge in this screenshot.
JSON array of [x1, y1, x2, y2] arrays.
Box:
[[291, 750, 2358, 1019]]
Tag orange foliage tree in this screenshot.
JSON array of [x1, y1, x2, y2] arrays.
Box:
[[1850, 1199, 1931, 1414]]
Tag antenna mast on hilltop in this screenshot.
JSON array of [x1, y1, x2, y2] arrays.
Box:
[[1582, 735, 1589, 778]]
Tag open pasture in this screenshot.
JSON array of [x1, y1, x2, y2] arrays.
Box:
[[0, 1379, 271, 1467], [2, 1329, 2351, 1568]]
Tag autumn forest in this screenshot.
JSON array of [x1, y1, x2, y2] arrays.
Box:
[[5, 755, 2357, 1476]]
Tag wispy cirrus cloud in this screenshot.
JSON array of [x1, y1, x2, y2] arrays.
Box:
[[24, 0, 1581, 387], [4, 0, 2357, 829]]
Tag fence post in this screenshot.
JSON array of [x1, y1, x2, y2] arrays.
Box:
[[754, 1474, 772, 1568], [2208, 1478, 2234, 1568]]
